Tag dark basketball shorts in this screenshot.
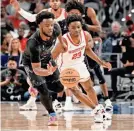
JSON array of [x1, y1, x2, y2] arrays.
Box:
[[24, 66, 64, 93]]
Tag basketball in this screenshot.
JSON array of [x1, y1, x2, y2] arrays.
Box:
[[60, 68, 80, 88]]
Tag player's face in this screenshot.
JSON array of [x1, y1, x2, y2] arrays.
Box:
[[39, 18, 54, 37], [68, 21, 82, 37], [49, 0, 61, 11], [68, 9, 82, 16]]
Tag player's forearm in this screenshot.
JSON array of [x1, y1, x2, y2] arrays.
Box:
[[51, 39, 67, 60], [33, 67, 51, 76], [51, 51, 60, 60], [85, 48, 103, 65], [18, 8, 36, 22], [58, 37, 68, 52], [87, 24, 101, 32]]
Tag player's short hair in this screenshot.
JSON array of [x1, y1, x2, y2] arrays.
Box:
[[36, 11, 55, 25], [66, 14, 83, 26], [65, 0, 85, 14]]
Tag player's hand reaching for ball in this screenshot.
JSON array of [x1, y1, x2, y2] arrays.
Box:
[[101, 61, 112, 71], [47, 62, 57, 75]]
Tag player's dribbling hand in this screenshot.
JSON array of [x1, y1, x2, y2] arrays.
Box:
[[47, 62, 57, 75], [101, 61, 112, 71]]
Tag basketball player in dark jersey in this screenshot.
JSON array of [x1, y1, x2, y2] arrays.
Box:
[[9, 0, 67, 112], [78, 0, 113, 119], [22, 11, 66, 126]]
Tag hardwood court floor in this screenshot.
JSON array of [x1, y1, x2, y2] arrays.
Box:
[[1, 102, 134, 130]]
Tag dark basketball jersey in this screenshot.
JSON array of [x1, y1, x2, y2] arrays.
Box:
[[23, 24, 60, 68]]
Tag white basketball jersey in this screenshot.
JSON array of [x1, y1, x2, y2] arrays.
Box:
[[47, 8, 66, 22], [58, 31, 87, 68]]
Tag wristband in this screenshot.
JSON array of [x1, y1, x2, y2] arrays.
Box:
[[18, 8, 24, 14]]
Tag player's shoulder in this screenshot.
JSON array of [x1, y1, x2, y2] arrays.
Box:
[[60, 33, 68, 44], [82, 31, 92, 42], [83, 30, 91, 37], [61, 8, 67, 15], [62, 32, 68, 39], [41, 8, 48, 12], [86, 7, 96, 16], [28, 30, 39, 40], [27, 31, 40, 46], [61, 8, 65, 10]]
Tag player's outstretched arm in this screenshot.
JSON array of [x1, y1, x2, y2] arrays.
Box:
[[86, 7, 102, 32], [51, 38, 68, 60], [10, 0, 37, 22], [85, 31, 111, 70], [32, 62, 57, 76], [58, 34, 68, 51]]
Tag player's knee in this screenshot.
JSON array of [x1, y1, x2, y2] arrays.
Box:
[[36, 84, 49, 96], [55, 82, 64, 93], [84, 87, 93, 92], [82, 81, 93, 92], [48, 81, 64, 93], [96, 71, 106, 84], [99, 79, 105, 84], [70, 88, 80, 96]]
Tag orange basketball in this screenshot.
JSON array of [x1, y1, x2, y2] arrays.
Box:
[[60, 68, 80, 88]]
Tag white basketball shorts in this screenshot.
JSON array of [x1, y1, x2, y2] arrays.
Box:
[[59, 62, 90, 82]]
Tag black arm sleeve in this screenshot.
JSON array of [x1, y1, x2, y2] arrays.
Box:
[[54, 23, 61, 37], [27, 39, 41, 63]]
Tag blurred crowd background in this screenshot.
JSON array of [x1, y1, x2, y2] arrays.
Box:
[[1, 0, 134, 102]]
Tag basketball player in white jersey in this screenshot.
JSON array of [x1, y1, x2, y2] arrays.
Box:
[[52, 14, 111, 123], [61, 1, 113, 120], [10, 0, 67, 22]]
